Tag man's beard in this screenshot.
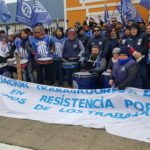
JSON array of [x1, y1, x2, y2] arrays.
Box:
[[91, 54, 98, 60]]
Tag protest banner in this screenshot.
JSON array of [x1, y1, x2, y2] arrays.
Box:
[[0, 75, 150, 142]]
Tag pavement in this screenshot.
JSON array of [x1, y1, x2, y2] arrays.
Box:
[[0, 117, 150, 150]]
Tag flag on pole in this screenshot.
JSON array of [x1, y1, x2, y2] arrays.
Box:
[[0, 0, 11, 22], [32, 0, 52, 27], [116, 5, 121, 14], [140, 0, 150, 10], [16, 0, 32, 26], [121, 0, 143, 24], [121, 0, 129, 23], [104, 4, 109, 23]]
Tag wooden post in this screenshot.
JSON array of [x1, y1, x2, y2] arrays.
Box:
[[16, 52, 22, 80]]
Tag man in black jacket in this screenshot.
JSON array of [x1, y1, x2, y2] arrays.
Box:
[[125, 24, 149, 89]]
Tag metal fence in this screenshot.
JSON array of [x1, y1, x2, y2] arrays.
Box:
[[0, 20, 64, 35]]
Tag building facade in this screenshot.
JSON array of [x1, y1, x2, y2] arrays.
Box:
[[64, 0, 149, 28], [0, 0, 64, 35]]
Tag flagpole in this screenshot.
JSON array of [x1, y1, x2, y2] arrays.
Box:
[[148, 9, 150, 24], [104, 0, 110, 24], [16, 52, 22, 81], [5, 23, 9, 35], [56, 18, 59, 28], [146, 9, 150, 24], [148, 2, 150, 24], [104, 0, 106, 22], [111, 0, 120, 18], [136, 1, 141, 14], [66, 20, 69, 29]]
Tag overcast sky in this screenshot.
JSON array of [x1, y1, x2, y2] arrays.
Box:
[[5, 0, 16, 3]]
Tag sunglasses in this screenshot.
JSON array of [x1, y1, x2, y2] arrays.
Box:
[[34, 32, 40, 34], [94, 30, 100, 32]]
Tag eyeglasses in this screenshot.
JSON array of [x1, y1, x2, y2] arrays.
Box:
[[94, 30, 100, 32], [112, 20, 117, 22]]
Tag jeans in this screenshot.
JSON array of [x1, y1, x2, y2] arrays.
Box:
[[35, 62, 55, 85], [22, 63, 34, 82]]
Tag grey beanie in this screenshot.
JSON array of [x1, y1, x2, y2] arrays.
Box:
[[112, 47, 120, 54]]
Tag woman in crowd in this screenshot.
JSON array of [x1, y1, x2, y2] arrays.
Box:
[[0, 35, 12, 63], [76, 26, 89, 48], [106, 27, 120, 62], [51, 27, 66, 86], [107, 47, 120, 73], [12, 29, 34, 82], [28, 25, 54, 85], [62, 28, 85, 86], [120, 26, 131, 46], [0, 35, 14, 77]]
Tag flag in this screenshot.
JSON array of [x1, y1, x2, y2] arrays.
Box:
[[116, 5, 121, 14], [16, 0, 32, 26], [121, 0, 143, 24], [0, 0, 11, 22], [140, 0, 150, 10], [32, 0, 52, 27], [104, 4, 109, 24], [121, 0, 129, 23]]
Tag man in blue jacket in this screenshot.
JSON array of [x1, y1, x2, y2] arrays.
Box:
[[109, 46, 143, 90], [86, 26, 108, 59]]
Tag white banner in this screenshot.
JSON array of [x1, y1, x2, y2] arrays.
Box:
[[79, 0, 101, 3], [0, 75, 150, 143]]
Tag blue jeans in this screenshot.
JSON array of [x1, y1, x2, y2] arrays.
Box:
[[22, 63, 34, 82]]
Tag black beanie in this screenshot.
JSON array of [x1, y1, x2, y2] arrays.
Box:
[[130, 23, 139, 30], [119, 46, 130, 57]]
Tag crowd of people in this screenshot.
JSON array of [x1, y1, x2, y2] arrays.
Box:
[[0, 16, 150, 90]]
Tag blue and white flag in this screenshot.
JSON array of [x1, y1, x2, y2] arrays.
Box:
[[0, 0, 11, 22], [121, 0, 129, 24], [32, 0, 52, 27], [121, 0, 143, 24], [104, 4, 109, 24], [16, 0, 32, 26], [140, 0, 150, 10], [116, 4, 121, 14]]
